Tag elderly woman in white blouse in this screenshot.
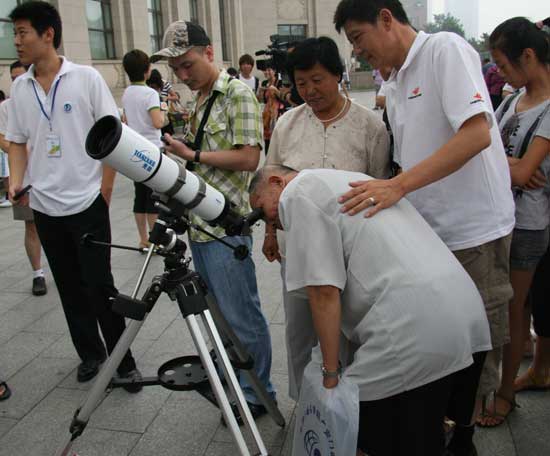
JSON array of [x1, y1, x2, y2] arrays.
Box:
[[263, 36, 390, 399]]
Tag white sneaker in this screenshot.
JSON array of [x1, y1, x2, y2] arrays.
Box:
[[0, 199, 12, 208]]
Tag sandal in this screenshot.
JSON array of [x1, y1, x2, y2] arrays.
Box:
[[0, 381, 12, 401], [476, 392, 518, 428], [514, 367, 550, 392]]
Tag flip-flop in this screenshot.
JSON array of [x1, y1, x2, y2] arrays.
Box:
[[515, 367, 550, 392], [0, 381, 11, 401]]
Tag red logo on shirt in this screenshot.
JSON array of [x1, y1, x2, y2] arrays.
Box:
[[408, 87, 422, 99], [470, 92, 484, 104]]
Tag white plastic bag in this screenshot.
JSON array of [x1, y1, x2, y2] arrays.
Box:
[[292, 360, 359, 456]]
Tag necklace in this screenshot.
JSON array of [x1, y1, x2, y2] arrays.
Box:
[[314, 96, 349, 123]]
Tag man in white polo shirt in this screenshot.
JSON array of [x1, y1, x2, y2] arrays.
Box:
[[334, 1, 515, 455], [6, 1, 141, 390]]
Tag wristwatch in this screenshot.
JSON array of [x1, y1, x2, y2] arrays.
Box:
[[321, 365, 341, 378], [194, 150, 201, 163]]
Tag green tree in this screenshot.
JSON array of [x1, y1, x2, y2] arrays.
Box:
[[468, 32, 491, 58], [424, 13, 465, 37]]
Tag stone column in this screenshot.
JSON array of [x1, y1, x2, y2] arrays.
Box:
[[56, 0, 92, 64]]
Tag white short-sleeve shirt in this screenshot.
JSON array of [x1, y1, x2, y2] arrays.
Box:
[[0, 99, 9, 136], [6, 57, 119, 216], [122, 84, 162, 147], [383, 32, 515, 250], [280, 169, 491, 401]]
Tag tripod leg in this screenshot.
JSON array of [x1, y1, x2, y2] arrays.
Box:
[[206, 295, 285, 427], [56, 247, 158, 456], [184, 313, 252, 456], [201, 310, 270, 456]]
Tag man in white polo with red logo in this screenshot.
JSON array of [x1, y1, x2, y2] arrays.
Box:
[[334, 2, 515, 456]]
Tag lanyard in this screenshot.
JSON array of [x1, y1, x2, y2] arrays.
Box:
[[31, 76, 62, 132]]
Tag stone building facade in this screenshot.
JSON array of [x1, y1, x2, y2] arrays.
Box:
[[0, 0, 428, 101]]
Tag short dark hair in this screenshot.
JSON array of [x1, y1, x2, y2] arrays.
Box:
[[123, 49, 151, 82], [9, 1, 62, 49], [10, 60, 28, 72], [146, 68, 163, 89], [226, 67, 239, 77], [490, 17, 550, 66], [286, 37, 344, 85], [334, 0, 410, 32], [0, 91, 5, 102], [239, 54, 255, 67], [483, 58, 491, 64]]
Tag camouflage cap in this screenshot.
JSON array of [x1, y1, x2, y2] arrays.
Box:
[[150, 21, 211, 63]]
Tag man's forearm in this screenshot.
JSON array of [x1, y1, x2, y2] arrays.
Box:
[[101, 164, 117, 203], [307, 285, 341, 370], [395, 113, 491, 195], [7, 142, 28, 188], [198, 148, 259, 171]]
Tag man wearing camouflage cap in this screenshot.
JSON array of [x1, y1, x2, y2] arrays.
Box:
[[153, 21, 276, 419]]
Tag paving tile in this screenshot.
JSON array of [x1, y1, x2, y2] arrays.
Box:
[[24, 307, 70, 334], [269, 324, 288, 376], [71, 428, 141, 456], [475, 423, 517, 456], [41, 333, 81, 360], [0, 331, 63, 379], [0, 388, 88, 456], [129, 392, 220, 456], [506, 389, 550, 456], [0, 307, 51, 345], [0, 417, 17, 439], [0, 357, 79, 419], [89, 367, 172, 433], [0, 292, 30, 315], [138, 315, 196, 365], [204, 441, 282, 456]]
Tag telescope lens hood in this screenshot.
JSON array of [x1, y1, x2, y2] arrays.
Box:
[[86, 115, 122, 160]]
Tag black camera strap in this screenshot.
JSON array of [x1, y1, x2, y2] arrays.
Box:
[[193, 90, 222, 151], [186, 90, 221, 171]]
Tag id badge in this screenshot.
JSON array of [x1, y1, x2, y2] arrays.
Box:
[[46, 134, 61, 158]]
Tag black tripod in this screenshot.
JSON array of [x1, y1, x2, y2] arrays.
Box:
[[57, 201, 284, 456]]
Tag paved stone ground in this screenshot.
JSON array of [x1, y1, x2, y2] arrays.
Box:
[[1, 90, 549, 455]]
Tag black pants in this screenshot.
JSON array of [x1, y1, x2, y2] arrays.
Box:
[[446, 351, 487, 425], [531, 247, 550, 337], [33, 195, 136, 374], [133, 182, 159, 214], [358, 373, 453, 456]]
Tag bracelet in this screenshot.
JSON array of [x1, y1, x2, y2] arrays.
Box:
[[194, 150, 201, 163], [321, 365, 342, 378]]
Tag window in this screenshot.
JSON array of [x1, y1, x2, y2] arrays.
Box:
[[148, 0, 163, 53], [218, 0, 230, 61], [86, 0, 115, 60], [0, 0, 31, 59], [277, 24, 306, 45], [189, 0, 199, 25]]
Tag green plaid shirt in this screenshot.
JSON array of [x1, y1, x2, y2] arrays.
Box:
[[185, 70, 263, 242]]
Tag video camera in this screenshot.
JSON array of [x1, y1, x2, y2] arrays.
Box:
[[255, 34, 292, 86]]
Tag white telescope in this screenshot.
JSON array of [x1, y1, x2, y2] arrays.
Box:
[[85, 115, 231, 223]]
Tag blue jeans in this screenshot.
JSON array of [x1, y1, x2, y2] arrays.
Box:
[[190, 235, 275, 404]]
